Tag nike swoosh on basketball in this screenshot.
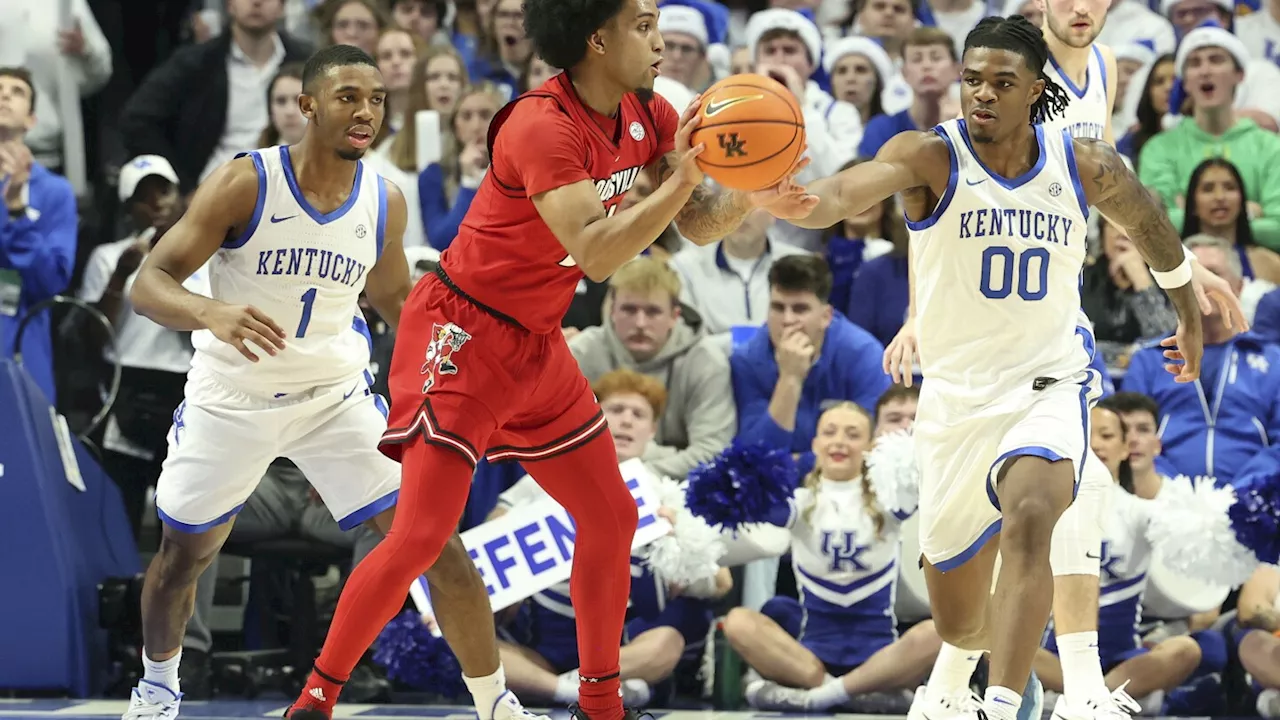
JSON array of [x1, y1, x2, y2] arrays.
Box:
[[270, 213, 297, 223], [704, 95, 764, 117], [1085, 551, 1101, 559]]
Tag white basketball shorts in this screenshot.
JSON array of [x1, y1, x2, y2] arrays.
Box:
[[154, 367, 400, 533], [915, 368, 1104, 571]]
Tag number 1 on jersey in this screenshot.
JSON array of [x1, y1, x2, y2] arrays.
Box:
[[297, 287, 317, 338], [979, 246, 1049, 301]]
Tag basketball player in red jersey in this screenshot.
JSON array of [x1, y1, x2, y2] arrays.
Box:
[[284, 0, 815, 719]]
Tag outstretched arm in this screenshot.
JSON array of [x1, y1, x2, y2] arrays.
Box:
[[1075, 137, 1203, 380], [780, 130, 936, 229]]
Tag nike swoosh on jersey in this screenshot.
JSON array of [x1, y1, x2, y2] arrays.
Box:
[[704, 95, 764, 117], [965, 177, 986, 186], [270, 214, 297, 223], [341, 383, 359, 400]]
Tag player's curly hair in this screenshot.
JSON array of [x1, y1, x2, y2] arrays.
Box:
[[523, 0, 628, 70], [301, 44, 378, 94], [963, 15, 1071, 125]]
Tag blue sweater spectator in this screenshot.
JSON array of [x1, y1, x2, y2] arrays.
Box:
[[0, 70, 78, 404], [1124, 331, 1280, 482], [418, 163, 480, 251], [857, 110, 918, 160], [847, 252, 909, 347], [730, 256, 890, 474]]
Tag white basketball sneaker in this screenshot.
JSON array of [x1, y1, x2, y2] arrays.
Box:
[[491, 690, 553, 720], [743, 678, 813, 711], [121, 680, 181, 720], [907, 685, 984, 720], [1049, 684, 1142, 720]]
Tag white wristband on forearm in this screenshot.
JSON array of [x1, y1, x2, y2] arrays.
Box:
[[1151, 255, 1193, 289]]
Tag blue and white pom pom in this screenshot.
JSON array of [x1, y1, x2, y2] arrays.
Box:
[[642, 476, 726, 588], [685, 441, 799, 531], [373, 610, 466, 698], [1147, 476, 1280, 587], [864, 429, 919, 519]]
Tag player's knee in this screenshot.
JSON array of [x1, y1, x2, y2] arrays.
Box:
[[1000, 494, 1063, 552], [424, 533, 481, 590], [583, 479, 639, 543]]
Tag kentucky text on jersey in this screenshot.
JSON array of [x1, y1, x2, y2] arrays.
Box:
[[255, 247, 369, 287], [958, 208, 1076, 246], [596, 166, 643, 204], [1061, 120, 1105, 141]]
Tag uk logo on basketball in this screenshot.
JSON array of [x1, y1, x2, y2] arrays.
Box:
[[421, 322, 472, 392]]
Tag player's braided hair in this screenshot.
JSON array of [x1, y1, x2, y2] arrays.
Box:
[[963, 15, 1071, 125]]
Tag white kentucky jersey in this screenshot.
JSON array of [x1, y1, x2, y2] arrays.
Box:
[[909, 119, 1092, 404], [191, 145, 388, 396], [1043, 45, 1110, 141], [780, 479, 905, 621]]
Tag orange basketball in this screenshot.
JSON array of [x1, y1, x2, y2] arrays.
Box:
[[690, 73, 806, 192]]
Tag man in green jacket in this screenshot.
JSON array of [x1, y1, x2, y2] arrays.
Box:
[[1138, 26, 1280, 250]]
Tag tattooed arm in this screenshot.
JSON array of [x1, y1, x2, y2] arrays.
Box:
[[651, 152, 754, 244], [1074, 137, 1204, 380]]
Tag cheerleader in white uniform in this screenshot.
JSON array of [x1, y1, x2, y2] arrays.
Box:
[[722, 402, 943, 711]]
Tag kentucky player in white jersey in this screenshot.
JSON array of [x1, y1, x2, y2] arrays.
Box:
[[772, 15, 1206, 720], [722, 403, 943, 712], [123, 45, 545, 720]]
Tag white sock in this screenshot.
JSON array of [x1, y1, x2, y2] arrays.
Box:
[[1057, 631, 1108, 703], [982, 685, 1022, 720], [464, 665, 508, 720], [925, 643, 983, 702], [554, 669, 579, 704], [808, 676, 850, 710], [140, 648, 181, 699]]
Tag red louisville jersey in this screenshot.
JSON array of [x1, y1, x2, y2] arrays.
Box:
[[438, 73, 678, 333]]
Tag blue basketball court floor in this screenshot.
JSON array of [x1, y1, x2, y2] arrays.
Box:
[[0, 699, 1240, 720]]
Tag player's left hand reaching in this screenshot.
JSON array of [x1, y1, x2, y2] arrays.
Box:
[[1161, 320, 1204, 383]]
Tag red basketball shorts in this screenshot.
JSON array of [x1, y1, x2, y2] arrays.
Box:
[[380, 272, 608, 467]]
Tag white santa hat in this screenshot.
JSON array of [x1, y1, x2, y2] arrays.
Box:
[[658, 5, 708, 47], [1174, 26, 1250, 76], [745, 8, 824, 69], [1160, 0, 1232, 17], [822, 36, 896, 83], [1114, 42, 1158, 67]]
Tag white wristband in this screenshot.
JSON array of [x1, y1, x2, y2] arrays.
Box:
[[1151, 255, 1193, 289]]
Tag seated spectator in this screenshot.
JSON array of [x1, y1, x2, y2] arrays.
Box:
[[258, 64, 308, 148], [1102, 391, 1176, 497], [843, 192, 910, 347], [1116, 53, 1175, 168], [723, 403, 941, 712], [570, 257, 736, 479], [822, 37, 895, 128], [489, 369, 731, 707], [1098, 0, 1176, 57], [873, 383, 918, 436], [0, 66, 77, 404], [731, 255, 890, 474], [657, 2, 719, 93], [1229, 564, 1280, 717], [372, 25, 427, 138], [419, 83, 502, 250], [319, 0, 387, 57], [857, 28, 959, 160], [389, 0, 445, 45], [466, 0, 530, 99], [1035, 405, 1205, 710], [119, 0, 312, 193], [1080, 219, 1178, 369], [1182, 157, 1280, 318], [668, 209, 810, 335], [78, 154, 184, 538], [847, 0, 917, 71], [1123, 235, 1280, 482], [1137, 27, 1280, 250], [1111, 44, 1158, 128]]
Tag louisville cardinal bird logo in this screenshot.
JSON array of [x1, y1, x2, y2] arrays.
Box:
[[421, 322, 472, 392]]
